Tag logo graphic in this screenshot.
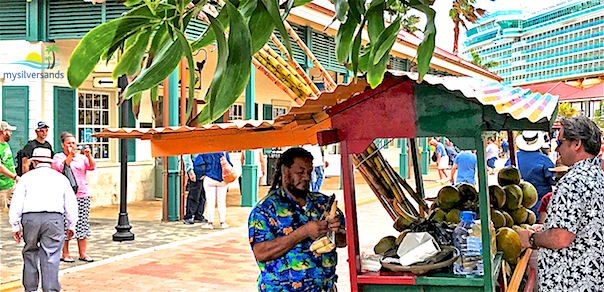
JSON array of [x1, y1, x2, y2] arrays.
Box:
[[10, 45, 60, 70]]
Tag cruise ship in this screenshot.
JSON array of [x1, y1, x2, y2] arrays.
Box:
[[462, 0, 604, 86]]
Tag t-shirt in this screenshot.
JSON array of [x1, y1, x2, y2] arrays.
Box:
[[436, 143, 446, 157], [537, 192, 552, 213], [485, 143, 499, 159], [501, 141, 509, 152], [22, 140, 54, 171], [53, 152, 96, 199], [454, 151, 477, 185], [0, 142, 15, 190]]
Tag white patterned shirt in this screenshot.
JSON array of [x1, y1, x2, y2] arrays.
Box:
[[538, 157, 604, 292]]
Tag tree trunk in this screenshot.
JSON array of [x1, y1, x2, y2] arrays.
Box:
[[51, 52, 56, 69], [453, 21, 460, 55]]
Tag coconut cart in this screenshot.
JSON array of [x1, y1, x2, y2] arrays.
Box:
[[94, 71, 558, 292]]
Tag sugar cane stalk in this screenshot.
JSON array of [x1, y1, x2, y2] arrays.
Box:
[[283, 20, 337, 91], [269, 34, 321, 96]]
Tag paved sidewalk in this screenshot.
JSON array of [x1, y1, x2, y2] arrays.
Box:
[[1, 163, 445, 291]]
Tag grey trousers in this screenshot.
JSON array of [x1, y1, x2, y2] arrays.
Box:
[[21, 212, 65, 292]]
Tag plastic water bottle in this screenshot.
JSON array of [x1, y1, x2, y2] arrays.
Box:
[[453, 211, 484, 276]]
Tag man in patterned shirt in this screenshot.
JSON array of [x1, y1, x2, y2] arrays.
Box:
[[519, 116, 604, 291], [248, 147, 346, 292]]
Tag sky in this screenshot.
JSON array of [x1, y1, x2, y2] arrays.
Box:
[[427, 0, 563, 53]]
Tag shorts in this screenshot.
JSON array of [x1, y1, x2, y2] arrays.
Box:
[[438, 155, 449, 169], [487, 157, 497, 169], [0, 186, 14, 209]]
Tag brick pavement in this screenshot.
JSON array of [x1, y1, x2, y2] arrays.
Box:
[[1, 164, 446, 292]]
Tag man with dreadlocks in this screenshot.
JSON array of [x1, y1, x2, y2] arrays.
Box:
[[248, 147, 346, 292]]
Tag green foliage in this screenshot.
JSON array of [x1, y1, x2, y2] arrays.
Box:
[[68, 0, 444, 125], [558, 102, 578, 118], [450, 0, 487, 55], [470, 49, 498, 70], [593, 101, 604, 128]]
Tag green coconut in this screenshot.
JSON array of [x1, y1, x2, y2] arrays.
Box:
[[511, 207, 528, 225], [458, 183, 479, 204], [504, 185, 523, 210], [512, 225, 524, 234], [438, 186, 461, 204], [519, 181, 539, 209], [446, 209, 462, 224], [432, 208, 447, 223], [497, 227, 522, 265], [374, 236, 397, 255], [492, 210, 506, 229], [489, 185, 506, 208], [498, 166, 521, 186], [526, 209, 536, 225], [502, 211, 514, 228]]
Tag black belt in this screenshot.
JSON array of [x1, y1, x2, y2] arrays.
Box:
[[23, 211, 62, 215]]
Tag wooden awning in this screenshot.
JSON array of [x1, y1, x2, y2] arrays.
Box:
[[94, 71, 559, 157]]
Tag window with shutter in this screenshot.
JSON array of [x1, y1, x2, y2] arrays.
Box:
[[263, 104, 273, 120], [267, 24, 307, 68], [48, 0, 133, 40], [186, 18, 209, 41], [1, 86, 29, 151], [0, 0, 27, 40], [53, 86, 76, 149], [311, 30, 347, 73]]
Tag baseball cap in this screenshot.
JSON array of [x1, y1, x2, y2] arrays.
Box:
[[0, 121, 17, 132], [36, 121, 49, 130]]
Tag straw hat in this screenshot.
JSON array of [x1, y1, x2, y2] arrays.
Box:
[[30, 148, 54, 163], [516, 131, 545, 152]]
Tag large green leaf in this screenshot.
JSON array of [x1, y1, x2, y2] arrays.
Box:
[[260, 0, 292, 56], [366, 0, 385, 44], [248, 0, 275, 53], [367, 49, 390, 88], [112, 26, 154, 78], [411, 4, 436, 82], [350, 18, 366, 83], [147, 22, 171, 66], [333, 0, 349, 23], [172, 26, 197, 121], [197, 1, 252, 125], [371, 16, 401, 65], [199, 15, 228, 120], [121, 39, 184, 101], [335, 15, 359, 64], [293, 0, 312, 7], [67, 16, 156, 89], [191, 8, 230, 51]]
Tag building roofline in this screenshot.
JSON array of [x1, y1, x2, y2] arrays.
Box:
[[301, 1, 502, 81]]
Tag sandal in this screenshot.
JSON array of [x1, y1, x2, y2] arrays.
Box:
[[78, 256, 94, 262], [60, 257, 75, 263]]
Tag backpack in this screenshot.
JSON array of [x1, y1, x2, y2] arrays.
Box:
[[431, 151, 437, 163], [193, 154, 205, 178], [15, 148, 26, 176]]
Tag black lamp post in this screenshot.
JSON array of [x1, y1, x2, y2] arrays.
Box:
[[113, 75, 134, 241]]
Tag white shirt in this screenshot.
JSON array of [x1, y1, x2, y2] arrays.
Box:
[[9, 164, 78, 232], [302, 145, 324, 167], [486, 143, 499, 159]]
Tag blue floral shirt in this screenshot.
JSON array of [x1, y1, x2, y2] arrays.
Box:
[[248, 188, 345, 292]]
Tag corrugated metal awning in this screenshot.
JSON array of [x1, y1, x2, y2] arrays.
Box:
[[94, 72, 558, 157]]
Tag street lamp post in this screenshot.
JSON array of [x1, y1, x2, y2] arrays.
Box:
[[113, 76, 134, 241]]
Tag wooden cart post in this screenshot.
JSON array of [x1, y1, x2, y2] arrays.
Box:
[[341, 140, 361, 290], [476, 134, 494, 292]]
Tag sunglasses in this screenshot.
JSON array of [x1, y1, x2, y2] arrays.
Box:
[[556, 138, 567, 147]]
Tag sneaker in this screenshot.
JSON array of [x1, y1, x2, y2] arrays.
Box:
[[219, 222, 229, 229], [194, 218, 208, 224], [201, 223, 214, 229], [183, 218, 195, 225]]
